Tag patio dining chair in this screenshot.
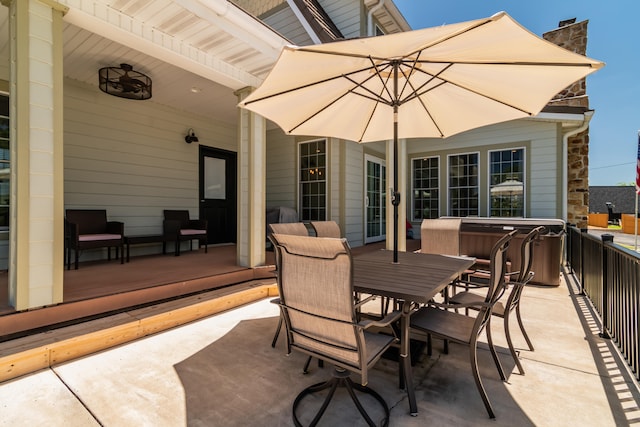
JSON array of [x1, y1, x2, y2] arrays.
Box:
[[268, 222, 309, 348], [410, 229, 516, 419], [310, 220, 341, 238], [449, 226, 544, 374], [270, 233, 401, 427]]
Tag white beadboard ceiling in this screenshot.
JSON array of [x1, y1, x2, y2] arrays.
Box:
[[0, 0, 290, 124]]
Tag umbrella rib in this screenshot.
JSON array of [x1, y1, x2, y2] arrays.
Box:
[[402, 64, 535, 115], [415, 59, 599, 68], [342, 60, 394, 106], [242, 64, 389, 106], [286, 90, 353, 134], [404, 15, 497, 58]]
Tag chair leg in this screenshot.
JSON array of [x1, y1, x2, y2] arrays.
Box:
[[271, 315, 282, 348], [515, 304, 535, 351], [74, 249, 79, 270], [470, 341, 496, 419], [504, 312, 525, 375], [292, 368, 389, 427], [303, 356, 313, 374], [485, 319, 506, 381]]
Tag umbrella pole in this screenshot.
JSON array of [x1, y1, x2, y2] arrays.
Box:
[[393, 117, 399, 263], [392, 62, 400, 263]]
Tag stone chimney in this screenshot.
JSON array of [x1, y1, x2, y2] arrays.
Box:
[[543, 19, 592, 228]]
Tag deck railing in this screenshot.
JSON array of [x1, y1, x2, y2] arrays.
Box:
[[566, 226, 640, 379]]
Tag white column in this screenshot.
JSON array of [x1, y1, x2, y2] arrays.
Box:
[[235, 87, 266, 267], [7, 0, 65, 310]]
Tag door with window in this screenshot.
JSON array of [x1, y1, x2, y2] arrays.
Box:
[[199, 146, 237, 244], [365, 155, 386, 243]]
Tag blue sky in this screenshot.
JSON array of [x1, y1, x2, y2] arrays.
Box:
[[393, 0, 638, 186]]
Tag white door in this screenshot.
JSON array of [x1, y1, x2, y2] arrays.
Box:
[[365, 155, 386, 243]]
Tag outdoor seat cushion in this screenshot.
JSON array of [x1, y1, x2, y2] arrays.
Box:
[[78, 233, 122, 242], [179, 229, 206, 236]]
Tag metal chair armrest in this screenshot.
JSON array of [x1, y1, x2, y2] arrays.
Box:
[[358, 310, 402, 330]]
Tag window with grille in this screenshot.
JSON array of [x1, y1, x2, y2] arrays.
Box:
[[448, 153, 479, 217], [0, 95, 8, 230], [489, 148, 525, 217], [299, 139, 326, 221], [412, 156, 439, 220]]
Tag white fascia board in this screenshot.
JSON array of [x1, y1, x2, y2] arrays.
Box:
[[529, 112, 588, 124], [178, 0, 290, 57], [534, 112, 587, 122]]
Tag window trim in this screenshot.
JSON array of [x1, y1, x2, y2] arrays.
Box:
[[487, 146, 527, 218], [410, 155, 440, 221], [446, 151, 480, 217], [297, 138, 327, 222]]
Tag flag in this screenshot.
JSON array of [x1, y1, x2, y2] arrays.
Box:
[[636, 131, 640, 194]]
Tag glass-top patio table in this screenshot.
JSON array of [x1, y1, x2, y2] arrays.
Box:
[[353, 249, 475, 416]]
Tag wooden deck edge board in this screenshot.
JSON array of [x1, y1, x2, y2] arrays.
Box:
[[0, 282, 278, 383]]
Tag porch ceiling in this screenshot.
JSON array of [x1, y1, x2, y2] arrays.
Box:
[[1, 0, 291, 124]]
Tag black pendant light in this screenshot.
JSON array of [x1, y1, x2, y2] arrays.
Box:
[[99, 63, 152, 100]]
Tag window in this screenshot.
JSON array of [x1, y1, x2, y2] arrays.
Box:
[[490, 148, 525, 217], [0, 95, 8, 230], [412, 157, 439, 220], [299, 139, 326, 221], [448, 153, 479, 217]]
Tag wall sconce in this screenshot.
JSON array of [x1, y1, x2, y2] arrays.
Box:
[[185, 128, 199, 144]]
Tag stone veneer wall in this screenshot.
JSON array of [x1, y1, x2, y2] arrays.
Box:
[[543, 20, 591, 228]]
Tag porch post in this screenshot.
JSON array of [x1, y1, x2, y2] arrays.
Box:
[[386, 138, 406, 252], [235, 87, 266, 267], [6, 0, 66, 310]]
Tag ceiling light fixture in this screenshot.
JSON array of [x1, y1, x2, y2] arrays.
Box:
[[98, 63, 152, 100]]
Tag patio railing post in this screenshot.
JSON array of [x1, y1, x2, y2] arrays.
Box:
[[600, 233, 614, 339], [580, 228, 588, 295]]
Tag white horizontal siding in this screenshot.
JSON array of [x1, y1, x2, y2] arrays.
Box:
[[263, 6, 313, 45], [343, 141, 364, 245], [320, 0, 362, 38], [265, 128, 297, 211], [407, 119, 562, 218], [64, 79, 236, 258]]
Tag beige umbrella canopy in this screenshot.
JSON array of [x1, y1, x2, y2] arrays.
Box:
[[491, 179, 524, 196], [240, 11, 603, 261]]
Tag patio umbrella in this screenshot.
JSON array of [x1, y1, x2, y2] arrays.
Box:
[[490, 179, 524, 196], [491, 179, 524, 217], [240, 11, 603, 262]]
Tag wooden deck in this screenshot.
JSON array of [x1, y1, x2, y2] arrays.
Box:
[[0, 240, 420, 340], [0, 244, 277, 339]]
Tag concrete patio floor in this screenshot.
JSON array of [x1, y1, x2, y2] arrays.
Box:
[[1, 267, 640, 426]]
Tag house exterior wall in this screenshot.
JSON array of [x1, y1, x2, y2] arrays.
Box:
[[64, 79, 237, 259], [265, 128, 297, 210], [261, 5, 314, 45], [406, 119, 562, 221], [319, 0, 361, 38], [344, 141, 367, 245]]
